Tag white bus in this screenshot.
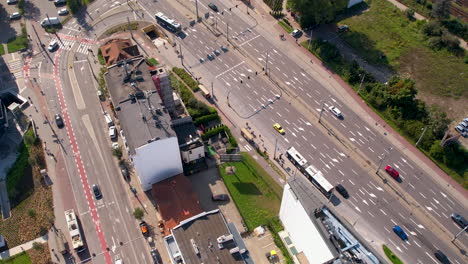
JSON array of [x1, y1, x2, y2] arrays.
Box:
[[305, 165, 334, 197], [65, 209, 85, 252], [286, 147, 307, 168], [155, 12, 181, 33]]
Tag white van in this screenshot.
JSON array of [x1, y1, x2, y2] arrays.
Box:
[[104, 114, 114, 127], [41, 17, 60, 27]]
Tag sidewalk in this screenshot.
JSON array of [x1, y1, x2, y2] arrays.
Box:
[[0, 235, 48, 260]]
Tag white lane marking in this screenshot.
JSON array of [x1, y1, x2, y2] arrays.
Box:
[[424, 251, 439, 264], [380, 209, 387, 216], [310, 143, 317, 150], [368, 211, 375, 218], [419, 192, 426, 198]]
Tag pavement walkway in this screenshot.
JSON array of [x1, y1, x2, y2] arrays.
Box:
[[0, 235, 48, 260]]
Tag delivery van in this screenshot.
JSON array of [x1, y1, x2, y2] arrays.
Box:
[[41, 17, 61, 27]]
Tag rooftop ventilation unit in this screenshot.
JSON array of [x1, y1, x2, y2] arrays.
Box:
[[190, 238, 199, 255], [217, 234, 233, 244]]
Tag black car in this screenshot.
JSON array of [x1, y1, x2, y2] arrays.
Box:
[[450, 213, 468, 229], [121, 167, 129, 181], [55, 114, 64, 128], [434, 250, 451, 264], [335, 184, 349, 199], [208, 3, 219, 12], [150, 248, 162, 264], [92, 184, 102, 199], [212, 194, 229, 201]]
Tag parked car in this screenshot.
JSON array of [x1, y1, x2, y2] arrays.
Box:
[[199, 58, 205, 63], [213, 49, 221, 56], [385, 165, 400, 180], [460, 121, 468, 129], [434, 250, 451, 264], [58, 8, 69, 16], [140, 221, 149, 236], [335, 184, 349, 199], [7, 0, 18, 5], [207, 54, 215, 60], [392, 225, 408, 241], [121, 167, 130, 181], [109, 126, 117, 139], [208, 3, 219, 12], [55, 114, 64, 128], [220, 45, 228, 52], [92, 184, 102, 199], [48, 40, 59, 52], [54, 0, 66, 6], [150, 248, 162, 264], [328, 106, 342, 118], [455, 125, 467, 137], [290, 29, 302, 38], [9, 12, 21, 20], [273, 123, 285, 135], [450, 213, 468, 229], [212, 194, 229, 201], [338, 25, 349, 33]]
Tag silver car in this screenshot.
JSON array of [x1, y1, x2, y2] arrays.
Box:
[[329, 106, 342, 118]]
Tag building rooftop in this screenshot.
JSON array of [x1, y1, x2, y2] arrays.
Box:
[[172, 210, 244, 264], [99, 39, 140, 66], [287, 174, 324, 215], [106, 59, 176, 154], [171, 117, 203, 151], [151, 174, 203, 235]]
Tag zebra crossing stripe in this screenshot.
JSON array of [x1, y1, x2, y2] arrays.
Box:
[[244, 144, 252, 151]]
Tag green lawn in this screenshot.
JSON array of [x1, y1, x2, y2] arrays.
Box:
[[7, 25, 28, 53], [219, 152, 282, 230], [147, 58, 159, 66], [0, 44, 5, 55], [340, 0, 467, 99], [278, 20, 294, 33], [383, 245, 404, 264], [0, 252, 32, 264]]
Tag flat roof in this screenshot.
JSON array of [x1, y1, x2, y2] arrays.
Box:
[[171, 117, 203, 151], [105, 60, 175, 154], [172, 210, 244, 264]]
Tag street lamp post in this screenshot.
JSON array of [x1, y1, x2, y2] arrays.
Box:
[[376, 148, 392, 174], [318, 100, 325, 123], [195, 0, 199, 21], [357, 73, 365, 94], [415, 126, 428, 147], [452, 225, 468, 242]]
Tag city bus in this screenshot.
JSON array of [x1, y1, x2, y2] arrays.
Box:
[[305, 165, 334, 197], [155, 12, 181, 33]]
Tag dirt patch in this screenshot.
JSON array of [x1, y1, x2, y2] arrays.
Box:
[[0, 140, 53, 248], [27, 242, 53, 264], [399, 47, 468, 120]]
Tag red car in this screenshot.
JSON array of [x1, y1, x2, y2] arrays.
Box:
[[385, 165, 399, 180]]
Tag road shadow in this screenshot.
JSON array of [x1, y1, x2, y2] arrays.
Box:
[[24, 1, 42, 21], [74, 6, 93, 33], [0, 5, 18, 43]]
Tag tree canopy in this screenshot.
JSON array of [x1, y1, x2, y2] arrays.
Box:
[[289, 0, 349, 27]]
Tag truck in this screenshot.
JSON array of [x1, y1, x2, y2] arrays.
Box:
[[65, 209, 85, 252], [40, 17, 61, 27]]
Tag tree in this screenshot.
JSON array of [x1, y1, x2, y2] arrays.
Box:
[[289, 0, 348, 27], [429, 141, 444, 161], [428, 106, 450, 138], [133, 208, 144, 220], [405, 8, 415, 20], [432, 0, 451, 20], [67, 0, 83, 14], [112, 147, 123, 160]]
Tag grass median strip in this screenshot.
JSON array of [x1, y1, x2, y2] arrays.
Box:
[[383, 245, 404, 264]]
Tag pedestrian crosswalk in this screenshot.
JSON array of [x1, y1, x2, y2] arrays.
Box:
[[7, 59, 23, 79], [53, 38, 93, 55]]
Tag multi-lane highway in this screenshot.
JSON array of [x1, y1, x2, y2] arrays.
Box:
[[130, 0, 467, 263], [28, 2, 153, 263], [26, 0, 467, 263]]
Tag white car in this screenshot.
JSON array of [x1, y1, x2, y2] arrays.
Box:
[[109, 126, 117, 139], [7, 0, 18, 4], [48, 40, 59, 52], [10, 12, 21, 20], [291, 29, 302, 38], [58, 8, 69, 16], [329, 106, 342, 118]]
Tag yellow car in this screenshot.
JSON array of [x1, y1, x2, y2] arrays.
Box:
[[273, 123, 285, 135]]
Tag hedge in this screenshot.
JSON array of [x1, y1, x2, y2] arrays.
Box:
[[173, 67, 199, 91], [194, 113, 220, 125]]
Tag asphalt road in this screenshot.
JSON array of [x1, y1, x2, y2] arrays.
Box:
[[129, 0, 467, 263], [27, 2, 153, 264], [24, 0, 467, 263]]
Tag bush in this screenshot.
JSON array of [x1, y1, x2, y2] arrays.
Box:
[[28, 208, 37, 218], [133, 208, 144, 220], [112, 147, 123, 160], [172, 67, 199, 91], [18, 0, 25, 14], [442, 19, 468, 41], [194, 113, 220, 125], [97, 49, 106, 65], [264, 0, 283, 12], [202, 125, 228, 141], [405, 8, 415, 20], [147, 58, 159, 66], [32, 242, 44, 251], [266, 218, 294, 264]]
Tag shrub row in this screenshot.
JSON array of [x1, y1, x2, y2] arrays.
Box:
[[172, 67, 199, 91], [266, 218, 294, 264], [194, 113, 220, 125], [264, 0, 283, 12], [201, 125, 238, 149]]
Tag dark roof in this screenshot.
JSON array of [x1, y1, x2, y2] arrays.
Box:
[[172, 211, 244, 264], [105, 60, 176, 154], [171, 117, 203, 151], [99, 39, 140, 66], [288, 175, 324, 216], [151, 174, 203, 236]]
